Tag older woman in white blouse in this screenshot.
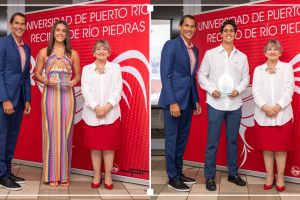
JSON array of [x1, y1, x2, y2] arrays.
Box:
[[81, 40, 122, 190], [252, 39, 294, 192]]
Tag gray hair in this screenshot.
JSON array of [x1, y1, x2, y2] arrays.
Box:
[[264, 39, 283, 54], [92, 40, 111, 55]]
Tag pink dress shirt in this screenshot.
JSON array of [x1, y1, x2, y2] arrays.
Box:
[[181, 35, 196, 74], [13, 35, 26, 71]]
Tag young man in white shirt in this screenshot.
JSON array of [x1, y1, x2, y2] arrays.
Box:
[[198, 19, 250, 191]]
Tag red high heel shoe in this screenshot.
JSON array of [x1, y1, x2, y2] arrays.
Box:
[[91, 173, 103, 188], [104, 176, 114, 190], [276, 185, 285, 192], [105, 183, 113, 190], [264, 174, 275, 190], [275, 175, 285, 192]]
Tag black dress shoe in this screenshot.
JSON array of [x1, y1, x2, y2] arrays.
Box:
[[228, 174, 246, 186], [0, 177, 21, 190], [206, 178, 216, 191], [168, 178, 190, 192], [180, 174, 196, 184], [10, 173, 26, 184]]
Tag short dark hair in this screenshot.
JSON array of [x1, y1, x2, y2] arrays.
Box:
[[10, 13, 27, 24], [179, 15, 196, 26], [220, 19, 237, 33]]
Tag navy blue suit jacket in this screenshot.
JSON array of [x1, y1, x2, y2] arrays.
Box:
[[158, 36, 200, 110], [0, 34, 31, 107]]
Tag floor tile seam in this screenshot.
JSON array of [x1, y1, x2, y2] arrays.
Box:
[[15, 165, 21, 176], [246, 175, 250, 200], [121, 182, 133, 199], [187, 166, 200, 197], [4, 189, 8, 200], [217, 171, 220, 200], [38, 180, 42, 197], [279, 194, 283, 200], [151, 162, 161, 172], [68, 181, 70, 200], [218, 171, 222, 194], [151, 163, 160, 172], [153, 157, 165, 172], [158, 183, 167, 196]]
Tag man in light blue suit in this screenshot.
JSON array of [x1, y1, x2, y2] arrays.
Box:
[[158, 15, 201, 192], [0, 13, 31, 190]]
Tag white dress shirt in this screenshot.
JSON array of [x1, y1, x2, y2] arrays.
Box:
[[81, 61, 122, 126], [198, 44, 250, 111], [252, 61, 294, 126]]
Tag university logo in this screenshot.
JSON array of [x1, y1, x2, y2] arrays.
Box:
[[112, 163, 119, 174], [291, 166, 300, 177]]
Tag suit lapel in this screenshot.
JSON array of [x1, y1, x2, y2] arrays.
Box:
[[178, 36, 191, 74], [9, 34, 22, 73]]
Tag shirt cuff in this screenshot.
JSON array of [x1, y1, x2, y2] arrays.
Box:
[[235, 86, 242, 95], [208, 87, 215, 96], [90, 101, 98, 110], [108, 98, 116, 107], [258, 100, 266, 110], [277, 100, 285, 109]]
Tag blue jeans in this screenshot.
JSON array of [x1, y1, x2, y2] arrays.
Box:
[[204, 104, 242, 180]]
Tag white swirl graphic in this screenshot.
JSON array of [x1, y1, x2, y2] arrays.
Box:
[[239, 85, 254, 167], [290, 53, 300, 95]]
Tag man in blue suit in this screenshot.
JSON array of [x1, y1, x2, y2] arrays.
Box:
[[158, 15, 201, 192], [0, 13, 31, 190]]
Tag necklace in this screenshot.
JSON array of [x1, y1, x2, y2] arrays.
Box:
[[266, 61, 277, 74], [95, 61, 106, 74]]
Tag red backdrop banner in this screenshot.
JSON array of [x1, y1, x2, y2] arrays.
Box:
[[15, 0, 149, 180], [185, 0, 300, 179]]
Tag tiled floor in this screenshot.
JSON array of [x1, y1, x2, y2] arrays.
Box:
[[151, 156, 300, 200], [2, 164, 149, 200]]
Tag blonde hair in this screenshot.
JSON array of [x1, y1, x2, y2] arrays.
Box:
[[92, 40, 111, 55], [264, 39, 283, 54]]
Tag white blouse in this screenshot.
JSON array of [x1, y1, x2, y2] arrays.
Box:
[[252, 61, 295, 126], [81, 61, 122, 126]]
